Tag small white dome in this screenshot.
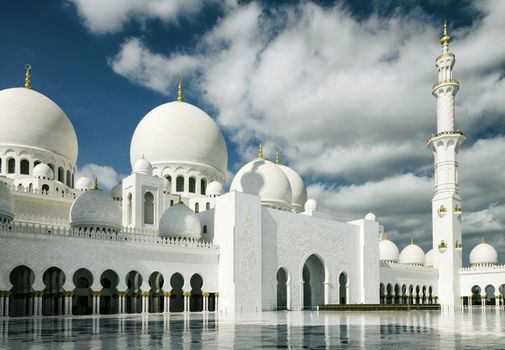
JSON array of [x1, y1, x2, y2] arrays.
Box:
[[278, 164, 307, 211], [206, 181, 224, 197], [424, 249, 437, 267], [133, 158, 152, 176], [0, 179, 15, 223], [305, 199, 318, 211], [230, 158, 292, 209], [379, 239, 399, 263], [111, 182, 122, 200], [365, 212, 377, 221], [75, 177, 94, 191], [469, 241, 497, 267], [399, 242, 425, 266], [159, 203, 201, 240], [33, 163, 54, 180], [0, 88, 78, 163], [69, 189, 121, 231]]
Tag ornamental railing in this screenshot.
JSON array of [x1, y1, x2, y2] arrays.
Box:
[[432, 79, 459, 90], [8, 183, 77, 201], [461, 265, 505, 272]]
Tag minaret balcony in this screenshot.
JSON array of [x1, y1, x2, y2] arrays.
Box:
[[432, 79, 459, 91]]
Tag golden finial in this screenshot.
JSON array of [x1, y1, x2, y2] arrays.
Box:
[[24, 64, 31, 89], [275, 150, 280, 164], [481, 236, 485, 244], [258, 144, 264, 160], [440, 19, 450, 46], [384, 232, 388, 240], [177, 79, 183, 102], [410, 238, 414, 245], [94, 177, 99, 190]]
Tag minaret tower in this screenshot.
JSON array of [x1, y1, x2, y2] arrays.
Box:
[[427, 21, 465, 307]]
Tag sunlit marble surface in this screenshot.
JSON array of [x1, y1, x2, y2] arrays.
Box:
[[1, 309, 504, 349]]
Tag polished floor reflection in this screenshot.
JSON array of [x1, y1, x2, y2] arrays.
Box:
[[1, 309, 504, 349]]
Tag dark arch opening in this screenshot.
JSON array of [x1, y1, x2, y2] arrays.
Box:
[[277, 268, 288, 310], [42, 267, 65, 316], [9, 265, 35, 317], [100, 269, 119, 314], [190, 274, 203, 312], [144, 192, 154, 225], [149, 271, 164, 313], [170, 273, 184, 312], [72, 268, 93, 315], [302, 254, 325, 309], [126, 271, 143, 313], [339, 272, 348, 304]]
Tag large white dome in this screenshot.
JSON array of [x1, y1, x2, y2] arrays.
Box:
[[469, 241, 497, 267], [69, 189, 121, 232], [159, 203, 201, 240], [278, 164, 307, 211], [379, 239, 399, 263], [0, 88, 78, 163], [399, 242, 425, 266], [130, 101, 227, 175], [230, 158, 292, 209], [0, 179, 15, 223]]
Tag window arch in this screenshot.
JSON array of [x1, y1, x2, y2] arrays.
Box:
[[144, 192, 155, 225], [206, 202, 210, 211], [202, 225, 207, 234], [42, 184, 49, 193], [176, 176, 184, 192], [165, 175, 172, 183], [200, 179, 207, 195], [0, 158, 2, 173], [66, 170, 71, 186], [7, 158, 15, 173], [57, 167, 64, 182], [127, 193, 133, 225], [20, 159, 29, 175], [189, 177, 196, 193], [194, 202, 199, 213]]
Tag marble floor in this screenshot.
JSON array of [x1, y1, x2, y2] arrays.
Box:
[[0, 309, 504, 349]]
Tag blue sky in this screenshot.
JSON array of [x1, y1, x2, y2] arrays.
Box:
[[1, 0, 504, 264]]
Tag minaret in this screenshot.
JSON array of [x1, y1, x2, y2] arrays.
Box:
[[427, 21, 465, 307]]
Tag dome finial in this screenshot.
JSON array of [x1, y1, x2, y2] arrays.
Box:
[[481, 236, 485, 244], [440, 19, 450, 46], [410, 238, 414, 245], [384, 232, 388, 240], [258, 144, 264, 160], [275, 149, 280, 164], [94, 177, 100, 190], [24, 64, 31, 89], [177, 79, 183, 102]]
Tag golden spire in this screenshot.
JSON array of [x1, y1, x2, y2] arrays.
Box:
[[410, 238, 414, 245], [275, 150, 280, 164], [440, 19, 450, 46], [383, 232, 388, 240], [177, 79, 183, 102], [24, 64, 31, 89], [94, 177, 99, 190], [481, 236, 485, 244], [258, 144, 264, 160]]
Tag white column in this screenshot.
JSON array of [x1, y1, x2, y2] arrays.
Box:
[[203, 292, 209, 312], [494, 294, 500, 307], [0, 295, 4, 317], [27, 294, 34, 316], [183, 292, 190, 312], [65, 293, 73, 315], [323, 282, 330, 305], [4, 295, 9, 317]]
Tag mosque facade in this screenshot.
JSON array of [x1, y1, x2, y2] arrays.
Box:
[[0, 25, 503, 318]]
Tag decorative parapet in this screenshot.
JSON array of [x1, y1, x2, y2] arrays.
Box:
[[432, 79, 459, 90], [8, 183, 77, 201], [461, 264, 505, 272], [0, 221, 218, 251], [380, 261, 437, 272], [426, 130, 465, 143], [14, 214, 69, 226]]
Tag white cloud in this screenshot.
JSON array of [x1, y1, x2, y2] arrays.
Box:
[[69, 0, 210, 33], [76, 163, 125, 191]]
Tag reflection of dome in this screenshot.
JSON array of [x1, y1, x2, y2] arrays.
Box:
[[379, 239, 399, 263], [207, 181, 224, 197], [0, 179, 15, 223], [305, 199, 317, 211], [0, 88, 78, 163], [111, 182, 122, 200], [230, 158, 292, 209], [159, 203, 201, 240], [399, 242, 425, 266], [278, 164, 307, 211], [130, 101, 227, 175], [365, 212, 376, 221], [75, 177, 93, 191], [470, 241, 497, 267], [33, 163, 54, 180], [424, 249, 437, 267], [70, 189, 121, 232], [133, 158, 152, 175]]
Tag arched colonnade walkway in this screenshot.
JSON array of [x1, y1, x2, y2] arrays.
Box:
[[379, 283, 436, 305], [462, 284, 505, 307], [1, 265, 218, 317]]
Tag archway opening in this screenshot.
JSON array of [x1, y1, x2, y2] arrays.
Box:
[[170, 273, 184, 312], [72, 268, 93, 315], [394, 284, 400, 305], [42, 267, 65, 316], [144, 192, 154, 225], [471, 285, 481, 306], [379, 283, 385, 304], [190, 274, 203, 312], [277, 268, 288, 310], [126, 271, 143, 313], [302, 254, 325, 309], [9, 265, 35, 317], [100, 270, 119, 314], [485, 285, 495, 306], [149, 271, 164, 313], [339, 272, 348, 304], [386, 284, 393, 304], [402, 285, 407, 304], [500, 285, 505, 306]]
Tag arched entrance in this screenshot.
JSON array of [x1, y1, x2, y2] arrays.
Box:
[[277, 268, 288, 310], [9, 266, 35, 317], [189, 274, 203, 312], [302, 254, 325, 309], [386, 284, 393, 304], [42, 267, 65, 316], [100, 270, 119, 314], [169, 273, 184, 312], [379, 283, 385, 304], [73, 268, 93, 315], [485, 285, 495, 305], [471, 285, 482, 306], [339, 272, 348, 304], [126, 271, 142, 313], [149, 271, 164, 313]]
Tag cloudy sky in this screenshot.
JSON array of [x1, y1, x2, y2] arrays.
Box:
[[1, 0, 504, 264]]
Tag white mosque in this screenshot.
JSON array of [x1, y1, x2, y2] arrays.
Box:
[[0, 24, 504, 318]]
